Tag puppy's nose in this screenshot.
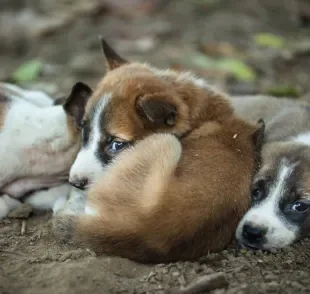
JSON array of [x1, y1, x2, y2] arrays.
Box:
[[69, 178, 88, 190], [242, 223, 267, 242]]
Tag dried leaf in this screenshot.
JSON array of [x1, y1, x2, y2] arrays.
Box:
[[254, 33, 286, 49]]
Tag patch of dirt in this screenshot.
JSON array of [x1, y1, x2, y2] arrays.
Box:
[[1, 0, 310, 293], [1, 215, 310, 294]]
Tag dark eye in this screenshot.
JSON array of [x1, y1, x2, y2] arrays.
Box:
[[109, 141, 129, 153], [291, 201, 310, 212], [251, 187, 262, 201]]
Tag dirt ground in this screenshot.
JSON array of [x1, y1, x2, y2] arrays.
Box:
[[1, 0, 310, 293]]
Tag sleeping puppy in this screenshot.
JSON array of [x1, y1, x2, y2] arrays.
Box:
[[53, 38, 264, 263], [231, 95, 310, 250], [0, 82, 81, 218]]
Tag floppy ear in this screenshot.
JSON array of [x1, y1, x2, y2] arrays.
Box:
[[136, 93, 177, 126], [63, 82, 92, 128], [99, 36, 127, 71], [252, 119, 265, 153]]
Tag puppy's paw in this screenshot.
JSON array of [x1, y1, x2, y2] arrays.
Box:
[[52, 213, 75, 243], [0, 195, 22, 220]]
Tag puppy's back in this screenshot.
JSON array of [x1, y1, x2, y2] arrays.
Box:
[[229, 95, 310, 142]]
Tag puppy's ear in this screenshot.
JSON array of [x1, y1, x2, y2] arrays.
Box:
[[99, 36, 127, 71], [136, 93, 177, 126], [252, 119, 265, 153], [63, 82, 92, 128]]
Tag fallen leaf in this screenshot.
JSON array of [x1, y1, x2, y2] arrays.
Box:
[[192, 54, 256, 82], [263, 84, 302, 98], [254, 33, 286, 49], [11, 60, 43, 84], [198, 41, 238, 57]]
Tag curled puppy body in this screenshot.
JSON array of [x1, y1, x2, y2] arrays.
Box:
[[0, 83, 81, 219], [53, 39, 263, 263], [230, 95, 310, 250]]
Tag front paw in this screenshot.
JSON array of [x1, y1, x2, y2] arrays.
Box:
[[52, 213, 75, 243]]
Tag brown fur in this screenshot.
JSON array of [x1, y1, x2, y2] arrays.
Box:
[[53, 40, 263, 263]]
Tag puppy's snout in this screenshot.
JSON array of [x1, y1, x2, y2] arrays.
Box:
[[69, 177, 88, 190], [242, 223, 267, 242]]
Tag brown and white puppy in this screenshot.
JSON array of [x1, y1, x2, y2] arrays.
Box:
[[231, 95, 310, 250], [0, 82, 82, 218], [53, 39, 264, 263]]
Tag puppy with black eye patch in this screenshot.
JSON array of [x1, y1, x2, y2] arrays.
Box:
[[53, 38, 264, 263], [230, 95, 310, 250]]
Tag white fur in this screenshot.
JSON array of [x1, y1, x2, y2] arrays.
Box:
[[0, 195, 22, 219], [69, 93, 111, 186], [293, 131, 310, 146], [0, 82, 54, 107], [24, 183, 71, 213], [236, 161, 298, 249], [0, 83, 81, 219]]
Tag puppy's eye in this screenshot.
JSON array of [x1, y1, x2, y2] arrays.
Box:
[[109, 141, 129, 153], [291, 201, 310, 212], [251, 187, 264, 201]]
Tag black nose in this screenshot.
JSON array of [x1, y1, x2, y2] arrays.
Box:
[[242, 223, 267, 242], [69, 178, 88, 190]]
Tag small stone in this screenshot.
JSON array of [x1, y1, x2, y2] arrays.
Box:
[[172, 271, 180, 277], [264, 274, 276, 281], [8, 204, 32, 219], [265, 281, 279, 291], [235, 272, 247, 279], [86, 248, 97, 257], [270, 248, 277, 254], [170, 272, 228, 294], [59, 252, 72, 262]]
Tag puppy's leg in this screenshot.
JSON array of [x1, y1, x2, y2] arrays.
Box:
[[53, 134, 182, 257], [0, 82, 54, 107], [52, 188, 86, 242], [0, 195, 22, 219], [23, 183, 71, 213]]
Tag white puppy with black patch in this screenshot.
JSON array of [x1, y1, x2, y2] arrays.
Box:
[[230, 95, 310, 250], [0, 82, 82, 219]]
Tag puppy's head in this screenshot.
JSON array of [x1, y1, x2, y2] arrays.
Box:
[[65, 38, 233, 190], [236, 143, 310, 250]]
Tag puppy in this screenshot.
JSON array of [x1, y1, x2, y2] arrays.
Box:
[[0, 82, 82, 218], [53, 39, 263, 263], [231, 95, 310, 250]]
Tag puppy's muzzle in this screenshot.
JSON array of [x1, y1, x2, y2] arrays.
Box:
[[241, 223, 268, 248], [69, 177, 88, 191]]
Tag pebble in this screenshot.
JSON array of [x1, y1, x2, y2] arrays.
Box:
[[170, 272, 228, 294], [264, 274, 276, 281], [59, 252, 72, 262], [265, 281, 279, 291]]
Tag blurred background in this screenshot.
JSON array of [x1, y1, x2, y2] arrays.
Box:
[[1, 0, 310, 99]]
